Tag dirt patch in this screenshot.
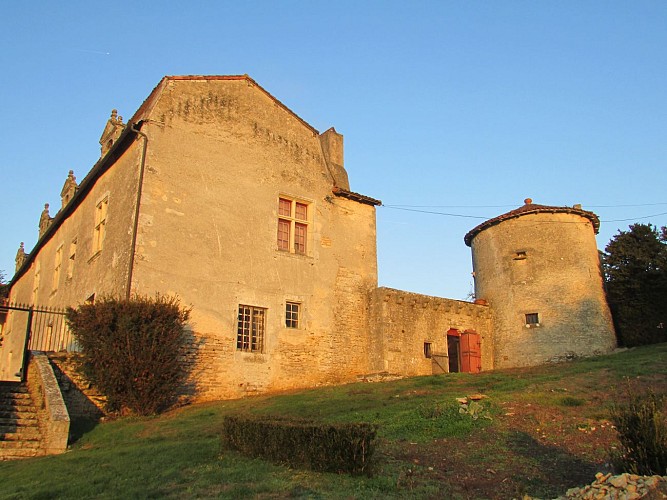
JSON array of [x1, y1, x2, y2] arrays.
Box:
[[383, 390, 623, 499]]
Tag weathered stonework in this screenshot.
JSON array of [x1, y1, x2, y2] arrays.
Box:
[[466, 200, 616, 368], [2, 77, 618, 404], [26, 353, 69, 454], [47, 353, 105, 420], [369, 287, 493, 375]]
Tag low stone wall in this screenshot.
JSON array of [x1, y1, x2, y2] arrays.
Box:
[[369, 287, 493, 376], [47, 352, 106, 420], [26, 352, 70, 454]]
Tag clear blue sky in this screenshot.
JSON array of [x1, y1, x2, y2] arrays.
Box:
[[1, 1, 666, 300]]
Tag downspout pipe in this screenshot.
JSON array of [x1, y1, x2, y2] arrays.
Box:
[[126, 122, 148, 299]]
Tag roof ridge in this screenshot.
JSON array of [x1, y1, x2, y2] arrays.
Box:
[[131, 75, 319, 136]]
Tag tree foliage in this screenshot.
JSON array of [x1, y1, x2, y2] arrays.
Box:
[[0, 270, 8, 300], [66, 294, 191, 415], [603, 224, 667, 347]]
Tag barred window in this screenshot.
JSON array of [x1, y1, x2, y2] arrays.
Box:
[[237, 305, 266, 352], [285, 302, 300, 329], [277, 197, 309, 254], [525, 313, 540, 326]]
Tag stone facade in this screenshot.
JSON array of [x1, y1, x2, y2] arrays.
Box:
[[2, 76, 382, 399], [1, 76, 617, 401]]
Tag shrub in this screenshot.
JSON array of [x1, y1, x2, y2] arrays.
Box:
[[222, 415, 377, 476], [610, 389, 667, 475], [66, 294, 191, 416]]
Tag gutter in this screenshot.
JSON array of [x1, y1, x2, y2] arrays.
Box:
[[125, 123, 148, 299]]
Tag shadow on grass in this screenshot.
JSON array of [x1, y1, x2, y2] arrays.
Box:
[[68, 417, 100, 444], [506, 430, 601, 496]]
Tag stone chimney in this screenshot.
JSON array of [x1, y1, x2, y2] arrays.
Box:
[[99, 109, 125, 157], [60, 170, 78, 208], [319, 127, 350, 190]]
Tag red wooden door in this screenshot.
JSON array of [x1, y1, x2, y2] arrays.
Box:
[[460, 330, 481, 373]]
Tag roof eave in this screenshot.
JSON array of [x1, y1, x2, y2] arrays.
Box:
[[332, 187, 381, 206], [9, 123, 140, 288], [464, 207, 600, 247]]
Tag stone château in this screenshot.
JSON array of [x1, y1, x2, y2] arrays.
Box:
[[0, 75, 616, 401]]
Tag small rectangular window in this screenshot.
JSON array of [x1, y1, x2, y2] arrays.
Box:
[[32, 262, 41, 303], [93, 196, 109, 254], [237, 305, 265, 352], [424, 342, 433, 359], [286, 302, 300, 329], [525, 313, 540, 326], [66, 239, 77, 279], [53, 245, 63, 292]]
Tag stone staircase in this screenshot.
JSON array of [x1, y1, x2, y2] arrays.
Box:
[[0, 381, 45, 460]]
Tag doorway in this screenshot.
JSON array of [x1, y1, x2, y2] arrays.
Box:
[[447, 328, 481, 373], [447, 329, 460, 373]]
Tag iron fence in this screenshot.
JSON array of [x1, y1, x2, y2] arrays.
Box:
[[0, 302, 80, 353]]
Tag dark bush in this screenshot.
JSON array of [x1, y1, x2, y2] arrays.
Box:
[[66, 294, 191, 416], [222, 415, 377, 476], [610, 389, 667, 475]]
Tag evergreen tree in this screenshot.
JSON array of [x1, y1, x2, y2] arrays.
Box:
[[603, 224, 667, 346]]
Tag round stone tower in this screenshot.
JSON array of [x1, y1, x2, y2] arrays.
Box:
[[464, 199, 616, 369]]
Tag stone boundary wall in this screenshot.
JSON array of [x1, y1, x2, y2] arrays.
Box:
[[26, 352, 70, 454], [369, 287, 493, 376]]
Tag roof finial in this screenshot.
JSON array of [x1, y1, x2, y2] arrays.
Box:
[[524, 198, 533, 205], [15, 241, 27, 271]]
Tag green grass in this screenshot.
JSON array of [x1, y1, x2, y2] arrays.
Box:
[[0, 343, 666, 499]]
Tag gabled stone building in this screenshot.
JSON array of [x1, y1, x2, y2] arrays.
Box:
[[0, 75, 614, 400]]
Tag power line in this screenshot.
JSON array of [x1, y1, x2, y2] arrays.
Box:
[[384, 202, 667, 209], [380, 205, 667, 224], [602, 211, 667, 222], [381, 206, 490, 219]]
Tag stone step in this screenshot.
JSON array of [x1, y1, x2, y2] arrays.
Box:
[[0, 436, 41, 448], [0, 427, 40, 439], [0, 393, 32, 404], [0, 403, 38, 412], [0, 387, 29, 397], [0, 382, 27, 391], [0, 415, 39, 427], [0, 381, 47, 461], [0, 447, 45, 459], [0, 408, 38, 419], [0, 398, 35, 408]]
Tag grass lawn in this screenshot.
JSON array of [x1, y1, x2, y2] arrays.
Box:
[[1, 343, 665, 499]]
